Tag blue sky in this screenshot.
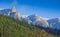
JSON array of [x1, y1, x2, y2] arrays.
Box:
[[0, 0, 60, 18]]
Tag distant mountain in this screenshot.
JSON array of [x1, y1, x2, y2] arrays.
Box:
[[0, 7, 21, 20], [47, 18, 60, 30], [0, 7, 60, 30], [27, 14, 49, 27], [0, 9, 11, 15]]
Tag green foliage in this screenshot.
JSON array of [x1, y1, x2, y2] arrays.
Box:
[[0, 14, 59, 37]]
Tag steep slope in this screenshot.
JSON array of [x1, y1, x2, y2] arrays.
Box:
[[0, 14, 57, 37]]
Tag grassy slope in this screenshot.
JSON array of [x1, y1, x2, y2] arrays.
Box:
[[0, 14, 58, 37]]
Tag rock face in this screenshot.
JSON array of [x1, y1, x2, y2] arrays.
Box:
[[12, 7, 16, 12], [8, 7, 21, 19]]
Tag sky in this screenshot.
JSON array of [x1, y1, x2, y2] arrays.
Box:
[[0, 0, 60, 18]]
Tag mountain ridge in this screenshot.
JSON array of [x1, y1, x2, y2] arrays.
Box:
[[0, 7, 60, 30]]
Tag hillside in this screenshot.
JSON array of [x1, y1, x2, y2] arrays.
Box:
[[0, 14, 59, 37]]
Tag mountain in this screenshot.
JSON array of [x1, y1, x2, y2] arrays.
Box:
[[0, 9, 11, 15], [0, 14, 57, 37], [0, 7, 60, 30], [0, 7, 21, 20], [27, 14, 49, 27], [47, 18, 60, 30]]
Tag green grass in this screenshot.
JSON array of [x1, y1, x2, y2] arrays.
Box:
[[0, 14, 58, 37]]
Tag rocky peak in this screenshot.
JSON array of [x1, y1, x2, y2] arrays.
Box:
[[11, 6, 16, 12]]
